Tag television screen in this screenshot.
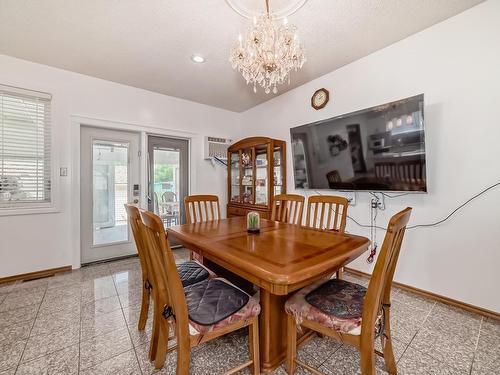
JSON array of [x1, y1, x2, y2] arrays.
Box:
[[290, 94, 426, 192]]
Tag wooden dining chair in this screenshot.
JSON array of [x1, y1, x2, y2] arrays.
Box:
[[184, 195, 221, 261], [397, 160, 426, 185], [184, 194, 221, 223], [139, 210, 261, 374], [326, 170, 342, 184], [124, 204, 153, 331], [374, 162, 398, 181], [126, 204, 214, 360], [271, 194, 305, 225], [305, 195, 349, 233], [305, 195, 349, 278], [285, 207, 412, 375]]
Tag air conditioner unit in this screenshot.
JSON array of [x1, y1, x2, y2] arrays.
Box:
[[204, 136, 232, 162]]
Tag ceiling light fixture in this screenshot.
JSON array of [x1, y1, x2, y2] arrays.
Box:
[[229, 0, 307, 94], [191, 55, 205, 63]]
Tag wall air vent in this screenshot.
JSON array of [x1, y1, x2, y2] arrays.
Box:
[[204, 136, 232, 162]]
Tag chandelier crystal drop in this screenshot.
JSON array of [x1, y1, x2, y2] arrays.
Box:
[[229, 1, 306, 94]]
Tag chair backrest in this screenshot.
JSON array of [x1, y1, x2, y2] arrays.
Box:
[[397, 161, 425, 185], [271, 194, 305, 225], [360, 207, 412, 341], [374, 162, 398, 180], [184, 195, 221, 224], [139, 210, 191, 352], [153, 192, 160, 215], [305, 195, 349, 233], [124, 204, 151, 285], [162, 191, 177, 203], [326, 170, 342, 184]]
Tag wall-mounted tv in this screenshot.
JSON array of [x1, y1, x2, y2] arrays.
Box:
[[290, 94, 427, 192]]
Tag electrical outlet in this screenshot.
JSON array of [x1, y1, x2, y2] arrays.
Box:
[[60, 167, 68, 177], [370, 192, 386, 210], [345, 192, 357, 206]]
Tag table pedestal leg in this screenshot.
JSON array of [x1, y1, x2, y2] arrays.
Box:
[[259, 288, 288, 372]]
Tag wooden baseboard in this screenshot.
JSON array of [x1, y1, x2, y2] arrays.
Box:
[[345, 267, 500, 321], [0, 265, 72, 285]]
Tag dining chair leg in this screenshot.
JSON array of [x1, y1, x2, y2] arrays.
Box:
[[381, 306, 397, 374], [154, 317, 169, 369], [360, 339, 376, 375], [138, 282, 150, 331], [149, 301, 161, 361], [286, 314, 297, 375], [335, 268, 344, 279], [249, 317, 260, 375], [176, 333, 191, 375]]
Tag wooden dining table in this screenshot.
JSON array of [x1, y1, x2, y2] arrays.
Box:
[[166, 217, 370, 372]]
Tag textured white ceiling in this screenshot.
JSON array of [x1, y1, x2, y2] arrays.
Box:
[[0, 0, 484, 112]]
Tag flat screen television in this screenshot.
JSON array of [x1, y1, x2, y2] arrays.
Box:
[[290, 94, 427, 192]]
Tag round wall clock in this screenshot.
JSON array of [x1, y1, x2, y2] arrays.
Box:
[[311, 88, 330, 110]]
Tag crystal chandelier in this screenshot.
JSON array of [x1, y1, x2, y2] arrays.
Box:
[[229, 0, 306, 94]]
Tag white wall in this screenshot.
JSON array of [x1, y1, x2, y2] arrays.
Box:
[[0, 55, 240, 277], [240, 0, 500, 312], [1, 1, 499, 313]]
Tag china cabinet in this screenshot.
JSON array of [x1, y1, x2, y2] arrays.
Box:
[[227, 137, 286, 219]]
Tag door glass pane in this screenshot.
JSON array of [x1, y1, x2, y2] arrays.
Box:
[[274, 147, 283, 196], [93, 140, 129, 246], [255, 147, 268, 205], [153, 147, 180, 228], [230, 153, 240, 203], [242, 149, 253, 204]]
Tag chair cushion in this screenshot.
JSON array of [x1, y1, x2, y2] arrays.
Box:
[[186, 278, 260, 335], [178, 261, 210, 287], [285, 278, 368, 335], [305, 279, 366, 319]]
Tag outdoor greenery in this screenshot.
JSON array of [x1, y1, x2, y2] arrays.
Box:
[[154, 164, 174, 183]]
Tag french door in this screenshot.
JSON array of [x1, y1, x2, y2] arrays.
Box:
[[147, 136, 189, 246], [80, 126, 141, 263]]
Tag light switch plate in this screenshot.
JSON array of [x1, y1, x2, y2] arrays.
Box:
[[60, 167, 68, 177]]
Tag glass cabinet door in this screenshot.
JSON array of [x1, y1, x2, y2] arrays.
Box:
[[230, 152, 240, 203], [241, 149, 253, 204], [255, 146, 268, 205], [273, 145, 283, 196]]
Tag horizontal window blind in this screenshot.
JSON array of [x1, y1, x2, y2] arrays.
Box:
[[0, 85, 52, 209]]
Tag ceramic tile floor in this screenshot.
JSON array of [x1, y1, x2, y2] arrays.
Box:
[[0, 250, 498, 374]]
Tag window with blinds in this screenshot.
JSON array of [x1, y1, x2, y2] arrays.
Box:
[[0, 85, 52, 209]]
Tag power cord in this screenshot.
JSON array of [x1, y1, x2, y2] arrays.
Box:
[[213, 156, 228, 166], [318, 181, 500, 231], [315, 181, 500, 261], [406, 181, 500, 229]]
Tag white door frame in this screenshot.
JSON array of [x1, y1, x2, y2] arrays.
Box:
[[70, 115, 197, 269]]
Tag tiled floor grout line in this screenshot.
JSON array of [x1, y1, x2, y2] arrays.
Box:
[[111, 266, 145, 375], [78, 264, 134, 374], [473, 317, 483, 352], [399, 300, 483, 375], [394, 300, 436, 367], [314, 342, 343, 371], [1, 257, 494, 375], [78, 280, 83, 375], [468, 316, 484, 375], [13, 284, 48, 374]]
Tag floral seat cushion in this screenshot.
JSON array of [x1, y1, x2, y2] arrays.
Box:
[[185, 278, 260, 335], [306, 279, 366, 319], [285, 278, 368, 335]]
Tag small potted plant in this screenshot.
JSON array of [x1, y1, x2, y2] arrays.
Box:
[[247, 211, 260, 234]]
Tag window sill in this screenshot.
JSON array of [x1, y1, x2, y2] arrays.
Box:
[[0, 205, 60, 217]]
